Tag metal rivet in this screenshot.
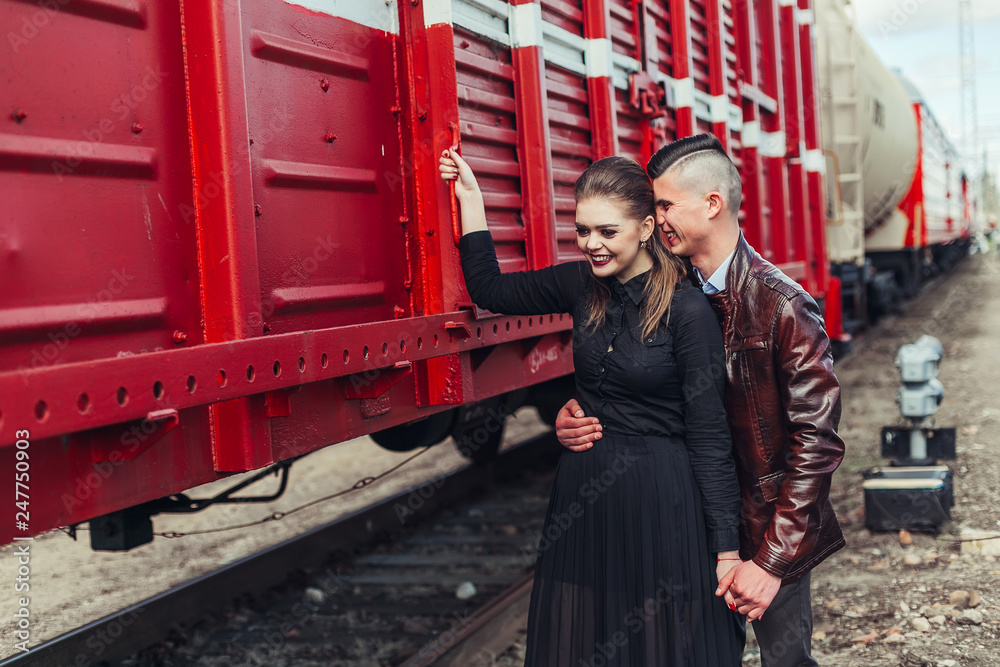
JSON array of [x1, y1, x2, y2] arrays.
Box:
[[12, 109, 27, 123], [325, 132, 337, 143], [173, 330, 188, 344], [131, 123, 143, 134], [254, 204, 262, 217]]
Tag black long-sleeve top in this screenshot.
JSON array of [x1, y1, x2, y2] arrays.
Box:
[[460, 231, 740, 552]]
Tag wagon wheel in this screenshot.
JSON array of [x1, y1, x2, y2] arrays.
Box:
[[452, 397, 509, 466], [371, 410, 456, 452]]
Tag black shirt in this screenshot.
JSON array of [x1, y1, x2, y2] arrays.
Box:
[[460, 231, 739, 551]]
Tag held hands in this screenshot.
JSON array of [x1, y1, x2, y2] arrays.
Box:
[[439, 148, 481, 203], [554, 398, 602, 452], [715, 555, 743, 614], [715, 551, 741, 605], [715, 559, 781, 622]]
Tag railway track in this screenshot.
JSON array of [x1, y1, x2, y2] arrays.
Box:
[[3, 434, 561, 667]]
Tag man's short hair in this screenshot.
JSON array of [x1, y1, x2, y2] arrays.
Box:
[[646, 134, 743, 215]]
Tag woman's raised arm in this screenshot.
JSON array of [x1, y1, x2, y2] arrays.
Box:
[[440, 149, 584, 316], [440, 149, 487, 236]]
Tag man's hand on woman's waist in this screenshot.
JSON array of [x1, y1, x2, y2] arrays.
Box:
[[555, 398, 602, 451]]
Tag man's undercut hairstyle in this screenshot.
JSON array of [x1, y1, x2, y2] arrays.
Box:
[[646, 134, 743, 216]]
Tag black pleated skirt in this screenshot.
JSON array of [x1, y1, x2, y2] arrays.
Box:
[[524, 435, 744, 667]]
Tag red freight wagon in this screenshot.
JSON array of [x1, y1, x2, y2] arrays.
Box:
[[0, 0, 829, 549]]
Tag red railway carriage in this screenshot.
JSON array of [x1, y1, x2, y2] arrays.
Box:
[[0, 0, 828, 549]]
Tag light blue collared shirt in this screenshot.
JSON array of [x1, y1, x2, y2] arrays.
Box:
[[693, 250, 735, 295]]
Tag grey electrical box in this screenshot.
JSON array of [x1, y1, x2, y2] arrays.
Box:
[[895, 335, 942, 383], [898, 377, 944, 418]]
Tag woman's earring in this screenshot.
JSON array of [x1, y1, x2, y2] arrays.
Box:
[[640, 239, 648, 249]]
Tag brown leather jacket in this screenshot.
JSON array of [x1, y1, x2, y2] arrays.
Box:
[[705, 234, 845, 583]]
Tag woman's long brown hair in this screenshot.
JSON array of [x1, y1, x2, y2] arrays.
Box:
[[574, 156, 686, 341]]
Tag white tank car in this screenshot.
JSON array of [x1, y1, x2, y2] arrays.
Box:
[[814, 0, 918, 264], [813, 0, 968, 327]]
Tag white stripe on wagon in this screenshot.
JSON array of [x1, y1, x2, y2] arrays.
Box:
[[426, 0, 642, 91], [284, 0, 400, 34], [584, 38, 613, 79], [670, 76, 695, 109], [509, 2, 543, 48], [659, 73, 742, 128], [803, 148, 826, 174], [708, 94, 729, 123], [424, 0, 744, 129], [742, 119, 761, 148], [422, 0, 454, 28], [760, 130, 787, 158], [542, 22, 588, 76]]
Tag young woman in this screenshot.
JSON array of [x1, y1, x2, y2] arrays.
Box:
[[440, 151, 743, 666]]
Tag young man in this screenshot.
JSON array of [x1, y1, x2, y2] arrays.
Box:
[[555, 134, 845, 666]]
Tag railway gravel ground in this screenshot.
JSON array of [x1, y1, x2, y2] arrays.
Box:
[[798, 250, 1000, 667]]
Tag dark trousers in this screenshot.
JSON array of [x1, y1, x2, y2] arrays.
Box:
[[741, 572, 818, 667]]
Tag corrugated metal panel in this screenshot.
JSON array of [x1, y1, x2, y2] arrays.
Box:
[[453, 26, 526, 273], [542, 0, 591, 263], [608, 0, 643, 159], [689, 0, 715, 136], [723, 0, 745, 173], [689, 1, 711, 92], [648, 0, 680, 145]]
